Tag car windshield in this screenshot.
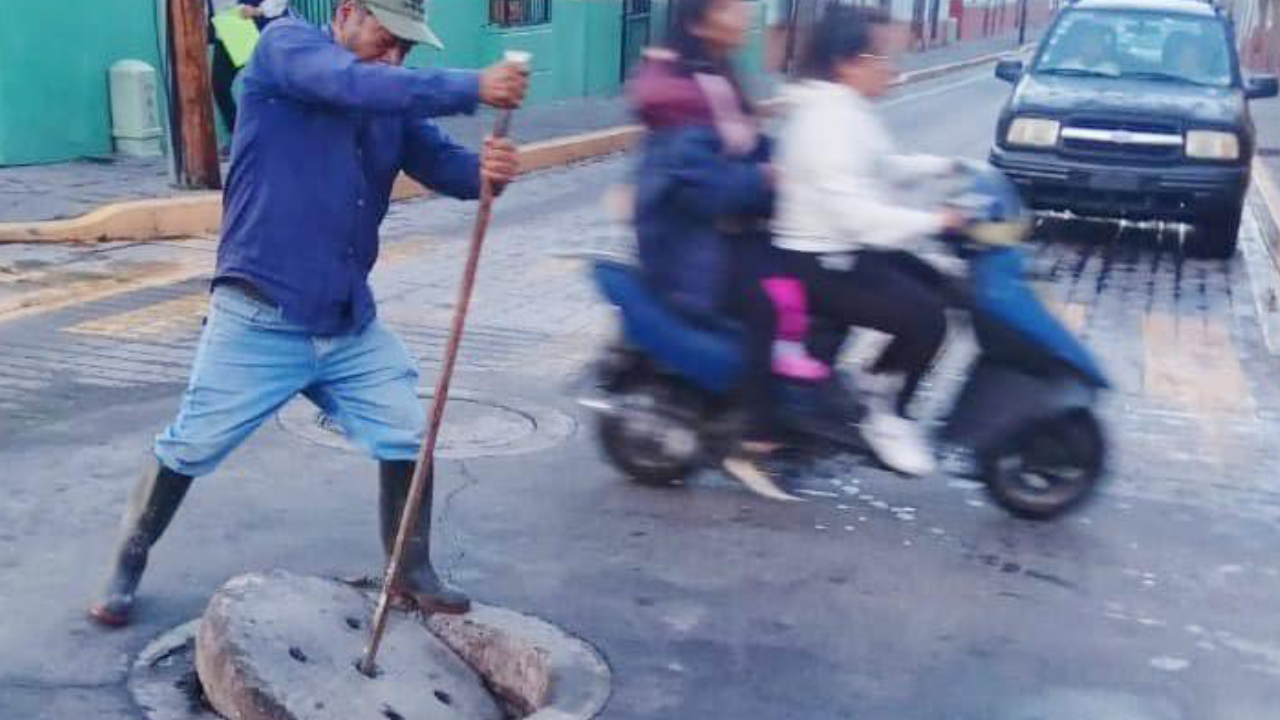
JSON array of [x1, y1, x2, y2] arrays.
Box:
[[1034, 9, 1233, 87]]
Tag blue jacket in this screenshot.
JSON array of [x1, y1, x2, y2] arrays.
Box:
[[629, 57, 773, 322], [214, 19, 482, 335]]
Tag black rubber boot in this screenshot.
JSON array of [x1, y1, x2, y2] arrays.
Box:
[[88, 459, 193, 627], [379, 461, 471, 615]]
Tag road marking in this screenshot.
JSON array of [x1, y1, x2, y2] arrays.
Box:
[[883, 70, 993, 109], [1043, 299, 1089, 334], [52, 234, 444, 341], [1141, 312, 1253, 415], [0, 256, 214, 324], [64, 292, 209, 339]]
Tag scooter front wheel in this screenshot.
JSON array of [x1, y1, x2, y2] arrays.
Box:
[[981, 410, 1106, 521]]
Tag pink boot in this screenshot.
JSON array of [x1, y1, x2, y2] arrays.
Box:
[[761, 277, 831, 382]]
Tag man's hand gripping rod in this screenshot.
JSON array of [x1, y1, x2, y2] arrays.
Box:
[[360, 51, 531, 677]]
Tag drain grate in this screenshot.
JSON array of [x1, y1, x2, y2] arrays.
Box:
[[1259, 147, 1280, 158]]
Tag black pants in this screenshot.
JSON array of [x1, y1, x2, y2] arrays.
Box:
[[211, 39, 240, 132], [740, 248, 950, 430], [726, 236, 791, 440]]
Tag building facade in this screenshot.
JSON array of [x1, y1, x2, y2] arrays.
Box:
[[0, 0, 766, 166], [1235, 0, 1279, 72]]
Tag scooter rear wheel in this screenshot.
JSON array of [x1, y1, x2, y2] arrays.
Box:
[[981, 410, 1106, 521]]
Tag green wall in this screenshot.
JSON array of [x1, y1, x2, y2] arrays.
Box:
[[0, 0, 167, 165], [410, 0, 626, 103], [0, 0, 767, 166]]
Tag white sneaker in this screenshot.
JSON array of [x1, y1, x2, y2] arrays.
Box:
[[860, 408, 937, 477]]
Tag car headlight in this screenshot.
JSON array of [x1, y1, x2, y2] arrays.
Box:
[[1006, 118, 1060, 148], [1185, 130, 1240, 160]]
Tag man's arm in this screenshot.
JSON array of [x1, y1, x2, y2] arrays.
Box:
[[402, 118, 482, 200], [256, 21, 480, 116]]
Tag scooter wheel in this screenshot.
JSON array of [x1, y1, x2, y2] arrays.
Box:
[[980, 410, 1106, 521], [597, 411, 698, 486]]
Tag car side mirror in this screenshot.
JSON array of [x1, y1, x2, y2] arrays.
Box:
[[1246, 75, 1279, 100], [995, 59, 1024, 84]]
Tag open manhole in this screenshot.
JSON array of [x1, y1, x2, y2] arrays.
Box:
[[276, 390, 575, 459], [128, 573, 612, 720]]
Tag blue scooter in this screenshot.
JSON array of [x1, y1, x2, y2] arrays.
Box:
[[580, 165, 1110, 520]]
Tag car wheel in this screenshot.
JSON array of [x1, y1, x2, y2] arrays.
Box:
[[1187, 206, 1243, 259]]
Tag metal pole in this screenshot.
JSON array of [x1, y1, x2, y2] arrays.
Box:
[[360, 54, 529, 678]]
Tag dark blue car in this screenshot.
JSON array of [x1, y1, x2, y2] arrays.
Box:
[[989, 0, 1279, 257]]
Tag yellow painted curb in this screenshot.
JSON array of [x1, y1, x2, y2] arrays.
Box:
[[1, 127, 649, 244], [518, 125, 645, 174], [389, 125, 646, 203], [0, 193, 222, 244]]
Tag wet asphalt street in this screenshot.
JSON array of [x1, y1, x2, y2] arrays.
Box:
[[2, 68, 1280, 719]]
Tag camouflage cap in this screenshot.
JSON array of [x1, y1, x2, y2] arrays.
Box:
[[362, 0, 444, 50]]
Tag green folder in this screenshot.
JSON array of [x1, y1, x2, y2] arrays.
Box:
[[212, 8, 260, 68]]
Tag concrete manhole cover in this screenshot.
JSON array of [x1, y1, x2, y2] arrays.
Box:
[[128, 572, 612, 720], [276, 390, 575, 459]]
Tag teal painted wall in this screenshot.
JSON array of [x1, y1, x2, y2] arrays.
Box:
[[576, 0, 626, 97], [0, 0, 168, 165], [0, 0, 767, 165]]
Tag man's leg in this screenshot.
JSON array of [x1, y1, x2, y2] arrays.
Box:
[[89, 286, 314, 626], [308, 320, 469, 614], [87, 459, 193, 626]]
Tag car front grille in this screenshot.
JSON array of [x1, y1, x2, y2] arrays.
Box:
[[1059, 116, 1184, 163]]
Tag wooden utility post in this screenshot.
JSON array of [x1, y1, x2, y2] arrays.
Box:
[[168, 0, 222, 189]]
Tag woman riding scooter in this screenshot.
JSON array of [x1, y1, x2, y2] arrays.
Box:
[[765, 4, 967, 478], [629, 0, 794, 497]]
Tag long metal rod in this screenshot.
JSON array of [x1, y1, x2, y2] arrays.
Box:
[[359, 107, 517, 677]]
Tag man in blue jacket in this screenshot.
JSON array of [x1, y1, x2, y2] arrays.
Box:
[[89, 0, 528, 627]]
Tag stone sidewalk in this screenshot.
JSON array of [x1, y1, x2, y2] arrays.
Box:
[[0, 30, 1034, 225]]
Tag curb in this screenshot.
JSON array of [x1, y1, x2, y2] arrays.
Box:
[[1253, 157, 1280, 270], [0, 45, 1024, 245]]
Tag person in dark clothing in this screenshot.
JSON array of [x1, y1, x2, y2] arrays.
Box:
[[629, 0, 797, 499], [88, 0, 528, 628]]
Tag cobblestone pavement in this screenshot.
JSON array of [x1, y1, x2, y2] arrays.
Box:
[[2, 69, 1279, 720]]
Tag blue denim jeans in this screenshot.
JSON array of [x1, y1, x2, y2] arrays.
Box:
[[154, 285, 425, 477]]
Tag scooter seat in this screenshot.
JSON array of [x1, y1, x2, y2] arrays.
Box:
[[593, 260, 744, 394]]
